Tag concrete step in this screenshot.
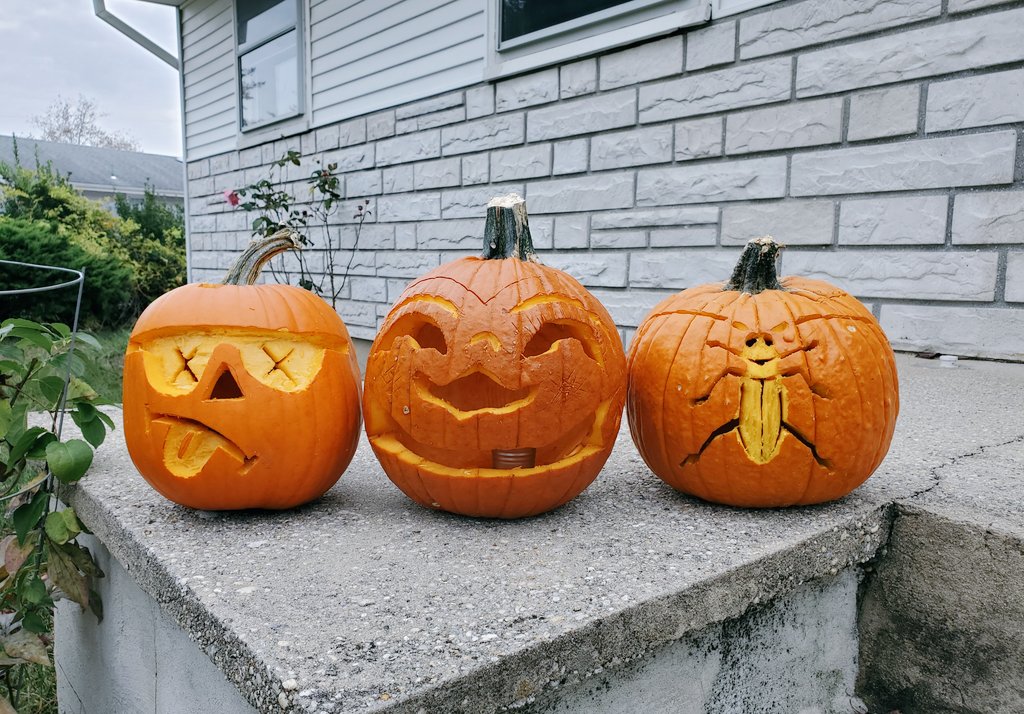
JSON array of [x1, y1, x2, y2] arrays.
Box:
[[55, 354, 1024, 713]]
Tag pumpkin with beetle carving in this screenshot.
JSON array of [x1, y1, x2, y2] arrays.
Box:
[[627, 237, 898, 508], [363, 195, 627, 519], [122, 231, 362, 510]]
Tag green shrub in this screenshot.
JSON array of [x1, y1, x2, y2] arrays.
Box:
[[0, 218, 135, 327], [113, 189, 186, 306], [0, 158, 186, 327]]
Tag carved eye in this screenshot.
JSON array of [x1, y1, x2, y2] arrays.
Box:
[[524, 321, 598, 360], [140, 335, 326, 394], [386, 315, 448, 354]]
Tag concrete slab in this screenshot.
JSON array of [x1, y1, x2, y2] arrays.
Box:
[[56, 354, 1024, 713]]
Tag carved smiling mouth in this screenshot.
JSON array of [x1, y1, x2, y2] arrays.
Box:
[[153, 415, 258, 478], [414, 371, 534, 415], [376, 398, 612, 472]]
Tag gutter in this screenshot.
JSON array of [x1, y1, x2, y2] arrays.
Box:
[[91, 0, 179, 69]]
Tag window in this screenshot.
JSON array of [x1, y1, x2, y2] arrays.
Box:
[[236, 0, 302, 131], [487, 0, 709, 78], [500, 0, 637, 44], [488, 0, 784, 78]]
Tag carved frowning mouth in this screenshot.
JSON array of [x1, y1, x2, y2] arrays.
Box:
[[152, 414, 258, 478], [415, 371, 535, 415]]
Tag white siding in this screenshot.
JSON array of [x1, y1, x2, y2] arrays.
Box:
[[182, 0, 236, 160], [309, 0, 485, 126]]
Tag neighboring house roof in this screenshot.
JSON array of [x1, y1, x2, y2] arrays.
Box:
[[0, 135, 183, 199]]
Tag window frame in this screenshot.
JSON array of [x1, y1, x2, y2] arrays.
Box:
[[235, 0, 306, 134], [485, 0, 709, 79]]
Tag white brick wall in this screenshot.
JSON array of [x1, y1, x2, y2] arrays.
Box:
[[186, 0, 1024, 359]]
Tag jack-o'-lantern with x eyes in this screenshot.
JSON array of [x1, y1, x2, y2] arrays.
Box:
[[627, 237, 899, 508], [123, 231, 362, 510], [363, 195, 627, 519]]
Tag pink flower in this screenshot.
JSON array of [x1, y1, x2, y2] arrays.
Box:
[[223, 190, 240, 206]]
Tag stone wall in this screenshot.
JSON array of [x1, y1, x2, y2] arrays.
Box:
[[184, 0, 1024, 359]]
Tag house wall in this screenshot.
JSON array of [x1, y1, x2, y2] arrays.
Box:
[[181, 0, 236, 158], [183, 0, 1024, 360]]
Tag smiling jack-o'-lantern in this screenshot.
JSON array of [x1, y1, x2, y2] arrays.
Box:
[[123, 231, 361, 510], [363, 195, 627, 518], [627, 237, 898, 508]]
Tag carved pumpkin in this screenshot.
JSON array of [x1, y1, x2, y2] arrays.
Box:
[[363, 195, 627, 518], [627, 237, 898, 508], [123, 231, 361, 510]]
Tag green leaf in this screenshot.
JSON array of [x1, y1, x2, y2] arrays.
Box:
[[71, 405, 107, 448], [37, 375, 67, 405], [9, 327, 53, 351], [74, 332, 102, 350], [45, 439, 93, 483], [12, 490, 47, 544], [96, 410, 116, 430], [3, 403, 29, 446], [20, 611, 48, 634], [0, 401, 11, 440], [44, 510, 81, 545], [17, 575, 48, 606], [26, 431, 57, 460], [2, 630, 49, 666], [0, 358, 25, 377], [47, 539, 89, 608], [9, 427, 48, 465], [50, 323, 72, 338]]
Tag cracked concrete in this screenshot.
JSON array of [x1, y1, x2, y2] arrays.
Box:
[[54, 354, 1024, 713]]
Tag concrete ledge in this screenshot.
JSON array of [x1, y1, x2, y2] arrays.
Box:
[[55, 355, 1024, 713]]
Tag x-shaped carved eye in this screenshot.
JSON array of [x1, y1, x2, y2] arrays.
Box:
[[524, 321, 598, 361], [261, 342, 297, 384], [142, 335, 326, 394]]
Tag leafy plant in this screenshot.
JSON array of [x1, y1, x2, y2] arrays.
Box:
[[0, 155, 185, 327], [0, 319, 111, 711], [227, 150, 370, 309]]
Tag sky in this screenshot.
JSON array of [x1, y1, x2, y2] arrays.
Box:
[[1, 0, 183, 157]]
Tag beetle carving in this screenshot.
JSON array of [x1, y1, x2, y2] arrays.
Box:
[[627, 237, 898, 508]]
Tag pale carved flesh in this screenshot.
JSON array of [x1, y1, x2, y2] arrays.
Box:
[[131, 332, 327, 478], [681, 330, 829, 468], [367, 289, 614, 473]]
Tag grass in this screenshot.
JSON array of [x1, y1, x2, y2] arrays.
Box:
[[0, 327, 127, 713], [81, 328, 129, 406]]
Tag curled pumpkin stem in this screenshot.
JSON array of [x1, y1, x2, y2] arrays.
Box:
[[725, 235, 784, 295], [483, 193, 537, 262], [222, 229, 303, 286]]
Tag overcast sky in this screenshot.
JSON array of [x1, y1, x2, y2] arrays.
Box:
[[1, 0, 183, 157]]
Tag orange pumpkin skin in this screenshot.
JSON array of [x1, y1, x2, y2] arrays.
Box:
[[123, 242, 361, 510], [363, 197, 626, 519], [627, 238, 898, 508]]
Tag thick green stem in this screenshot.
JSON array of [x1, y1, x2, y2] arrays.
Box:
[[482, 194, 537, 261], [221, 229, 303, 285], [724, 236, 784, 294]]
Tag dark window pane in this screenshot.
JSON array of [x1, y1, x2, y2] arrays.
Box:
[[501, 0, 634, 42], [238, 0, 295, 47], [240, 30, 299, 128]]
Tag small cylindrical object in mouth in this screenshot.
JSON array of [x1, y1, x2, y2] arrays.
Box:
[[492, 448, 536, 469]]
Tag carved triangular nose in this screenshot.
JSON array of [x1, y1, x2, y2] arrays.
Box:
[[207, 368, 244, 400]]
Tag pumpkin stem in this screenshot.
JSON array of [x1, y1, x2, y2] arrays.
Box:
[[221, 229, 303, 286], [483, 193, 537, 261], [724, 236, 784, 294]]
